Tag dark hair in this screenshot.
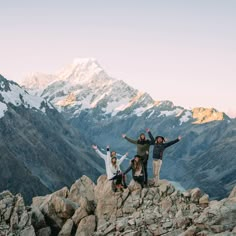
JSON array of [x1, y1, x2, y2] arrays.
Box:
[[155, 136, 165, 142], [134, 154, 141, 158]]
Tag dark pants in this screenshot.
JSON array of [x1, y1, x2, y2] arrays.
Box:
[[113, 174, 122, 185], [110, 173, 127, 191], [141, 154, 149, 185], [133, 175, 145, 188]]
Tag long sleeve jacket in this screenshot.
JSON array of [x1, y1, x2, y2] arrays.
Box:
[[123, 159, 145, 178], [150, 138, 180, 160], [124, 131, 153, 157], [94, 147, 127, 179]]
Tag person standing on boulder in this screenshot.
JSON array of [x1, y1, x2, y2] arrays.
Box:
[[123, 154, 145, 188], [122, 128, 153, 186], [92, 145, 128, 191], [149, 135, 182, 185]]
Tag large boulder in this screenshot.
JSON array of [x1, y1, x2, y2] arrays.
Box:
[[194, 198, 236, 233], [58, 219, 75, 236], [0, 191, 36, 236], [75, 215, 96, 236], [68, 175, 95, 204]]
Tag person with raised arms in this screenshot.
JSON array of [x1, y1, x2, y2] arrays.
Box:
[[122, 128, 153, 186], [92, 145, 128, 191]]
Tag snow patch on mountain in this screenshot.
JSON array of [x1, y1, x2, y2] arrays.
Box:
[[0, 103, 7, 118], [179, 111, 192, 125], [147, 110, 155, 119], [105, 97, 131, 116], [134, 104, 154, 117], [158, 108, 182, 117], [0, 78, 54, 117]]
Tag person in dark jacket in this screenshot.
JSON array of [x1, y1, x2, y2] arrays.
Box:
[[149, 135, 182, 184], [122, 128, 153, 186], [123, 154, 145, 188]]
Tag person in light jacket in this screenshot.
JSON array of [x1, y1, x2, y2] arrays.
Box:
[[92, 145, 128, 191]]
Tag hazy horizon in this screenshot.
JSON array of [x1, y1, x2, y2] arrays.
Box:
[[1, 1, 235, 117]]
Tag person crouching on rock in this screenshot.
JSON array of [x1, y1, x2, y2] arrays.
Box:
[[150, 135, 182, 185], [92, 145, 128, 192], [123, 154, 145, 188]]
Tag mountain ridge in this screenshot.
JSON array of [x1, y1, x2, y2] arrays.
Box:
[[21, 58, 230, 124]]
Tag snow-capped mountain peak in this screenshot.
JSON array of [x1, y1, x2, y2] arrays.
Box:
[[56, 58, 108, 85], [22, 72, 58, 95], [21, 58, 229, 124], [0, 74, 53, 118]]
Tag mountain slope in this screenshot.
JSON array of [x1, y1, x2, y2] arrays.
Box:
[[0, 74, 104, 203], [21, 59, 235, 199]]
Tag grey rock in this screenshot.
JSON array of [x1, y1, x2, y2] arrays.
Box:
[[72, 207, 88, 225], [190, 188, 203, 203], [58, 219, 74, 236], [30, 206, 47, 230], [75, 215, 96, 236], [69, 176, 95, 204], [37, 227, 51, 236], [19, 225, 35, 236]]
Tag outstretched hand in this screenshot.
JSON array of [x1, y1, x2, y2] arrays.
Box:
[[178, 136, 182, 140], [146, 128, 150, 133], [125, 152, 128, 156], [107, 145, 110, 149], [92, 145, 97, 150], [122, 134, 126, 138]]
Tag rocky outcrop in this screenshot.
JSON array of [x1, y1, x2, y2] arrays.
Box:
[[0, 191, 35, 236], [192, 107, 227, 124], [1, 175, 236, 236]]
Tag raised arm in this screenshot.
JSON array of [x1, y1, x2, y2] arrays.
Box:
[[106, 145, 111, 164], [146, 128, 155, 144], [164, 136, 181, 148], [122, 134, 138, 144], [119, 152, 128, 165], [92, 145, 106, 160]]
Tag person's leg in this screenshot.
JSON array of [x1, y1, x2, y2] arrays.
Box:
[[143, 161, 148, 185], [115, 174, 122, 185], [111, 180, 117, 192], [153, 159, 162, 184], [134, 176, 144, 188], [142, 154, 148, 185], [115, 174, 123, 190], [156, 160, 162, 182], [122, 174, 127, 188]]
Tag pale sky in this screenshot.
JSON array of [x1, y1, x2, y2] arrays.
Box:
[[1, 0, 236, 117]]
